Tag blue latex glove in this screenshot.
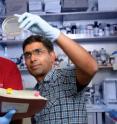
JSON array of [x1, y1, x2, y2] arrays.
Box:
[[0, 110, 16, 124], [14, 12, 60, 42], [108, 109, 117, 120]]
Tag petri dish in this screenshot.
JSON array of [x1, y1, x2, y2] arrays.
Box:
[[2, 16, 22, 36]]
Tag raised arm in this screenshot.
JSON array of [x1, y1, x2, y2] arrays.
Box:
[[16, 12, 98, 85], [56, 33, 98, 85]]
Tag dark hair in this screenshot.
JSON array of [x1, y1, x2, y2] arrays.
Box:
[[22, 35, 54, 52]]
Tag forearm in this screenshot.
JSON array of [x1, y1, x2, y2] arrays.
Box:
[[56, 32, 98, 76]]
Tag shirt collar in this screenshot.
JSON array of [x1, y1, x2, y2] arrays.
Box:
[[43, 66, 56, 82]]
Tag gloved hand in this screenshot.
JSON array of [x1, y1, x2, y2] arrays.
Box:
[[0, 110, 16, 124], [14, 12, 60, 42], [108, 109, 117, 120]]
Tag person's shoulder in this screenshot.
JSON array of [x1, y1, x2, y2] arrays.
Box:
[[54, 65, 76, 76], [55, 65, 75, 71], [0, 57, 17, 67]]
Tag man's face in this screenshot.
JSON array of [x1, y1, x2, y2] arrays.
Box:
[[23, 42, 55, 80]]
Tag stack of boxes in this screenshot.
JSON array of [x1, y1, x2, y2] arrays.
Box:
[[61, 0, 88, 12], [44, 0, 61, 13], [28, 0, 44, 14], [5, 0, 27, 16]]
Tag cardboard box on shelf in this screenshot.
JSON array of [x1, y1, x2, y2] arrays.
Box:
[[5, 0, 27, 16], [61, 0, 88, 12], [98, 0, 117, 11]]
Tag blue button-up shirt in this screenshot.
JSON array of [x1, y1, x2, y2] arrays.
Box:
[[33, 66, 87, 124]]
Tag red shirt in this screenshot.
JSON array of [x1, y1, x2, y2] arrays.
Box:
[[0, 57, 23, 90]]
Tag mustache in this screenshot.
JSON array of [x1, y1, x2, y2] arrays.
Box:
[[30, 61, 40, 65]]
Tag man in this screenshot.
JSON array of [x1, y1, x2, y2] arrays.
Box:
[[0, 57, 23, 124], [15, 12, 98, 124]]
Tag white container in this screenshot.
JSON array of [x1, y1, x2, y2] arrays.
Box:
[[98, 0, 117, 11], [102, 78, 117, 104]]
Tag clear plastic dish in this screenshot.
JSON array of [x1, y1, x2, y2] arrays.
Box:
[[2, 16, 22, 36]]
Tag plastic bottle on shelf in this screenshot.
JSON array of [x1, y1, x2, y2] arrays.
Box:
[[66, 26, 71, 34], [98, 23, 104, 36], [110, 24, 114, 35], [104, 24, 110, 36], [4, 45, 8, 58], [60, 27, 66, 34], [86, 24, 93, 37], [70, 23, 77, 34], [98, 28, 104, 36], [112, 51, 117, 62], [94, 84, 101, 105], [93, 21, 99, 36]]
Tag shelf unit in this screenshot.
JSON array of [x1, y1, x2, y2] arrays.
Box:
[[0, 11, 117, 43], [40, 11, 117, 21], [0, 34, 117, 44], [99, 65, 113, 69], [0, 11, 117, 22], [1, 11, 116, 25], [0, 11, 117, 90], [66, 34, 117, 42], [19, 65, 113, 72], [0, 10, 117, 64]]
